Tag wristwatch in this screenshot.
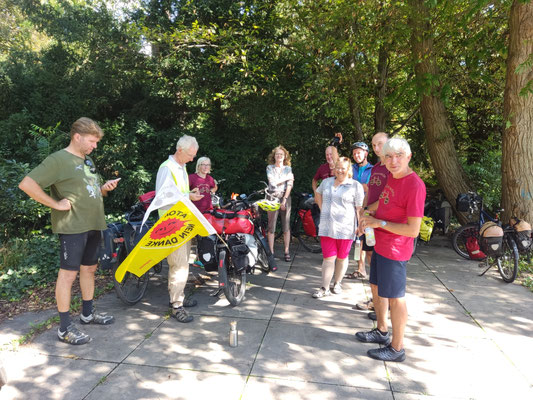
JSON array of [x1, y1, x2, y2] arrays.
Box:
[[380, 220, 387, 228]]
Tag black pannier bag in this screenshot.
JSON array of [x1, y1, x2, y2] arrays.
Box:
[[510, 217, 532, 252], [197, 235, 218, 272], [98, 222, 123, 270], [455, 193, 471, 212], [479, 221, 504, 257], [227, 235, 250, 273]]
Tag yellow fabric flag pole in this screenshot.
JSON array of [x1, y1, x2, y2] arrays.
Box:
[[114, 179, 216, 283]]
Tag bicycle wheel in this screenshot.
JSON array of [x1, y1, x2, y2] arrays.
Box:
[[113, 246, 149, 305], [218, 249, 247, 306], [254, 231, 278, 272], [452, 223, 479, 259], [496, 235, 519, 283], [293, 215, 321, 253]]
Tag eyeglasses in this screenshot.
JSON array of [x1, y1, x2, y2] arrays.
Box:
[[84, 158, 96, 174], [200, 163, 211, 167]]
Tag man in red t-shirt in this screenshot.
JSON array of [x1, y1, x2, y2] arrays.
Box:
[[355, 137, 426, 363]]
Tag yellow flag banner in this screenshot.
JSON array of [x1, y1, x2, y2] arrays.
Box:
[[114, 198, 216, 283]]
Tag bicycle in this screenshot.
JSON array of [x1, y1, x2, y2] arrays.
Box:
[[451, 192, 519, 283], [274, 192, 321, 253], [199, 185, 278, 306], [97, 199, 164, 305]]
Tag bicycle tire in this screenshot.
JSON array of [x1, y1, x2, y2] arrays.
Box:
[[113, 246, 149, 305], [293, 215, 321, 253], [452, 223, 479, 260], [496, 235, 519, 283], [218, 249, 247, 306], [254, 231, 278, 272]]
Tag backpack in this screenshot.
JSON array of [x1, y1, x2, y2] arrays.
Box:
[[466, 236, 486, 260], [299, 209, 317, 237], [479, 221, 504, 257], [419, 216, 435, 242], [456, 193, 471, 212]]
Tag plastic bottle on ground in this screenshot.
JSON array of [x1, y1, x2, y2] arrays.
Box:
[[353, 238, 361, 261]]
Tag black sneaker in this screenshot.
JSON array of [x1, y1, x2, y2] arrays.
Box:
[[172, 306, 193, 323], [355, 328, 391, 345], [57, 324, 91, 345], [80, 309, 115, 325], [368, 311, 376, 320], [367, 344, 406, 362]]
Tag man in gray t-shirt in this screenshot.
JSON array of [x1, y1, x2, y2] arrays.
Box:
[[19, 117, 120, 345]]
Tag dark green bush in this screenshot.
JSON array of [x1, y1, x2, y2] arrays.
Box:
[[0, 234, 59, 301], [0, 158, 51, 240]]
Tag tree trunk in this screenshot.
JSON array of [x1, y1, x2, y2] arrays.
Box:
[[502, 0, 533, 223], [409, 0, 470, 221], [374, 46, 388, 132], [345, 54, 364, 141]]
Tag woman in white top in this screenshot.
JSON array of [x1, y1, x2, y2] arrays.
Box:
[[313, 157, 364, 298], [266, 145, 294, 262]]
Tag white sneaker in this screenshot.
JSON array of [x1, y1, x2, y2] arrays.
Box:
[[331, 282, 342, 294], [312, 287, 331, 298]]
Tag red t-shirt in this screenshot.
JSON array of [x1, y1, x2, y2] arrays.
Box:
[[366, 161, 390, 205], [313, 163, 335, 181], [188, 173, 216, 212], [374, 172, 426, 261]]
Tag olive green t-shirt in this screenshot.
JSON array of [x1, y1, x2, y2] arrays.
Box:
[[28, 149, 107, 234]]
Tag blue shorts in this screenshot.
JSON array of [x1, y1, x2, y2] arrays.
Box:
[[369, 251, 407, 298], [59, 231, 102, 271]]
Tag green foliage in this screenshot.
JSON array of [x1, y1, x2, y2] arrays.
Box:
[[0, 159, 50, 240], [461, 148, 502, 210], [0, 234, 59, 301]]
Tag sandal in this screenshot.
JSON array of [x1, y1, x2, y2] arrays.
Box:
[[345, 271, 366, 280], [284, 253, 291, 262]]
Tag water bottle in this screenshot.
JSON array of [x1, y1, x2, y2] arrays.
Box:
[[229, 321, 238, 347], [365, 227, 376, 247], [353, 238, 361, 261]]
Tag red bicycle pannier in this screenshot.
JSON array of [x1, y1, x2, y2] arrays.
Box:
[[466, 236, 486, 260], [138, 191, 156, 210], [299, 209, 317, 237], [203, 209, 254, 235]]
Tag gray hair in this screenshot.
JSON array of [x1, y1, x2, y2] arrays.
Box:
[[176, 135, 199, 151], [195, 157, 212, 173], [382, 137, 412, 157]]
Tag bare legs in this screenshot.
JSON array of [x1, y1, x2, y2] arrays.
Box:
[[371, 282, 407, 351], [56, 264, 97, 312]]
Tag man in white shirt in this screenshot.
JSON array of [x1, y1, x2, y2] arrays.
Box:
[[156, 135, 203, 323]]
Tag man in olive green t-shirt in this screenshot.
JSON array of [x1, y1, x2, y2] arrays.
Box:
[[19, 117, 120, 345]]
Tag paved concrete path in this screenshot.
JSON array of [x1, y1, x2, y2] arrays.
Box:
[[1, 236, 532, 399]]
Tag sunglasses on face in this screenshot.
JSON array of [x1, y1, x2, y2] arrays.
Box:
[[84, 158, 96, 174]]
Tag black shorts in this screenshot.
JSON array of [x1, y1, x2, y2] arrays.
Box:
[[358, 234, 375, 252], [59, 231, 102, 271]]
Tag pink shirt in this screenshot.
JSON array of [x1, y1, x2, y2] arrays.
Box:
[[366, 161, 390, 205], [188, 173, 216, 212], [374, 172, 426, 261]]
